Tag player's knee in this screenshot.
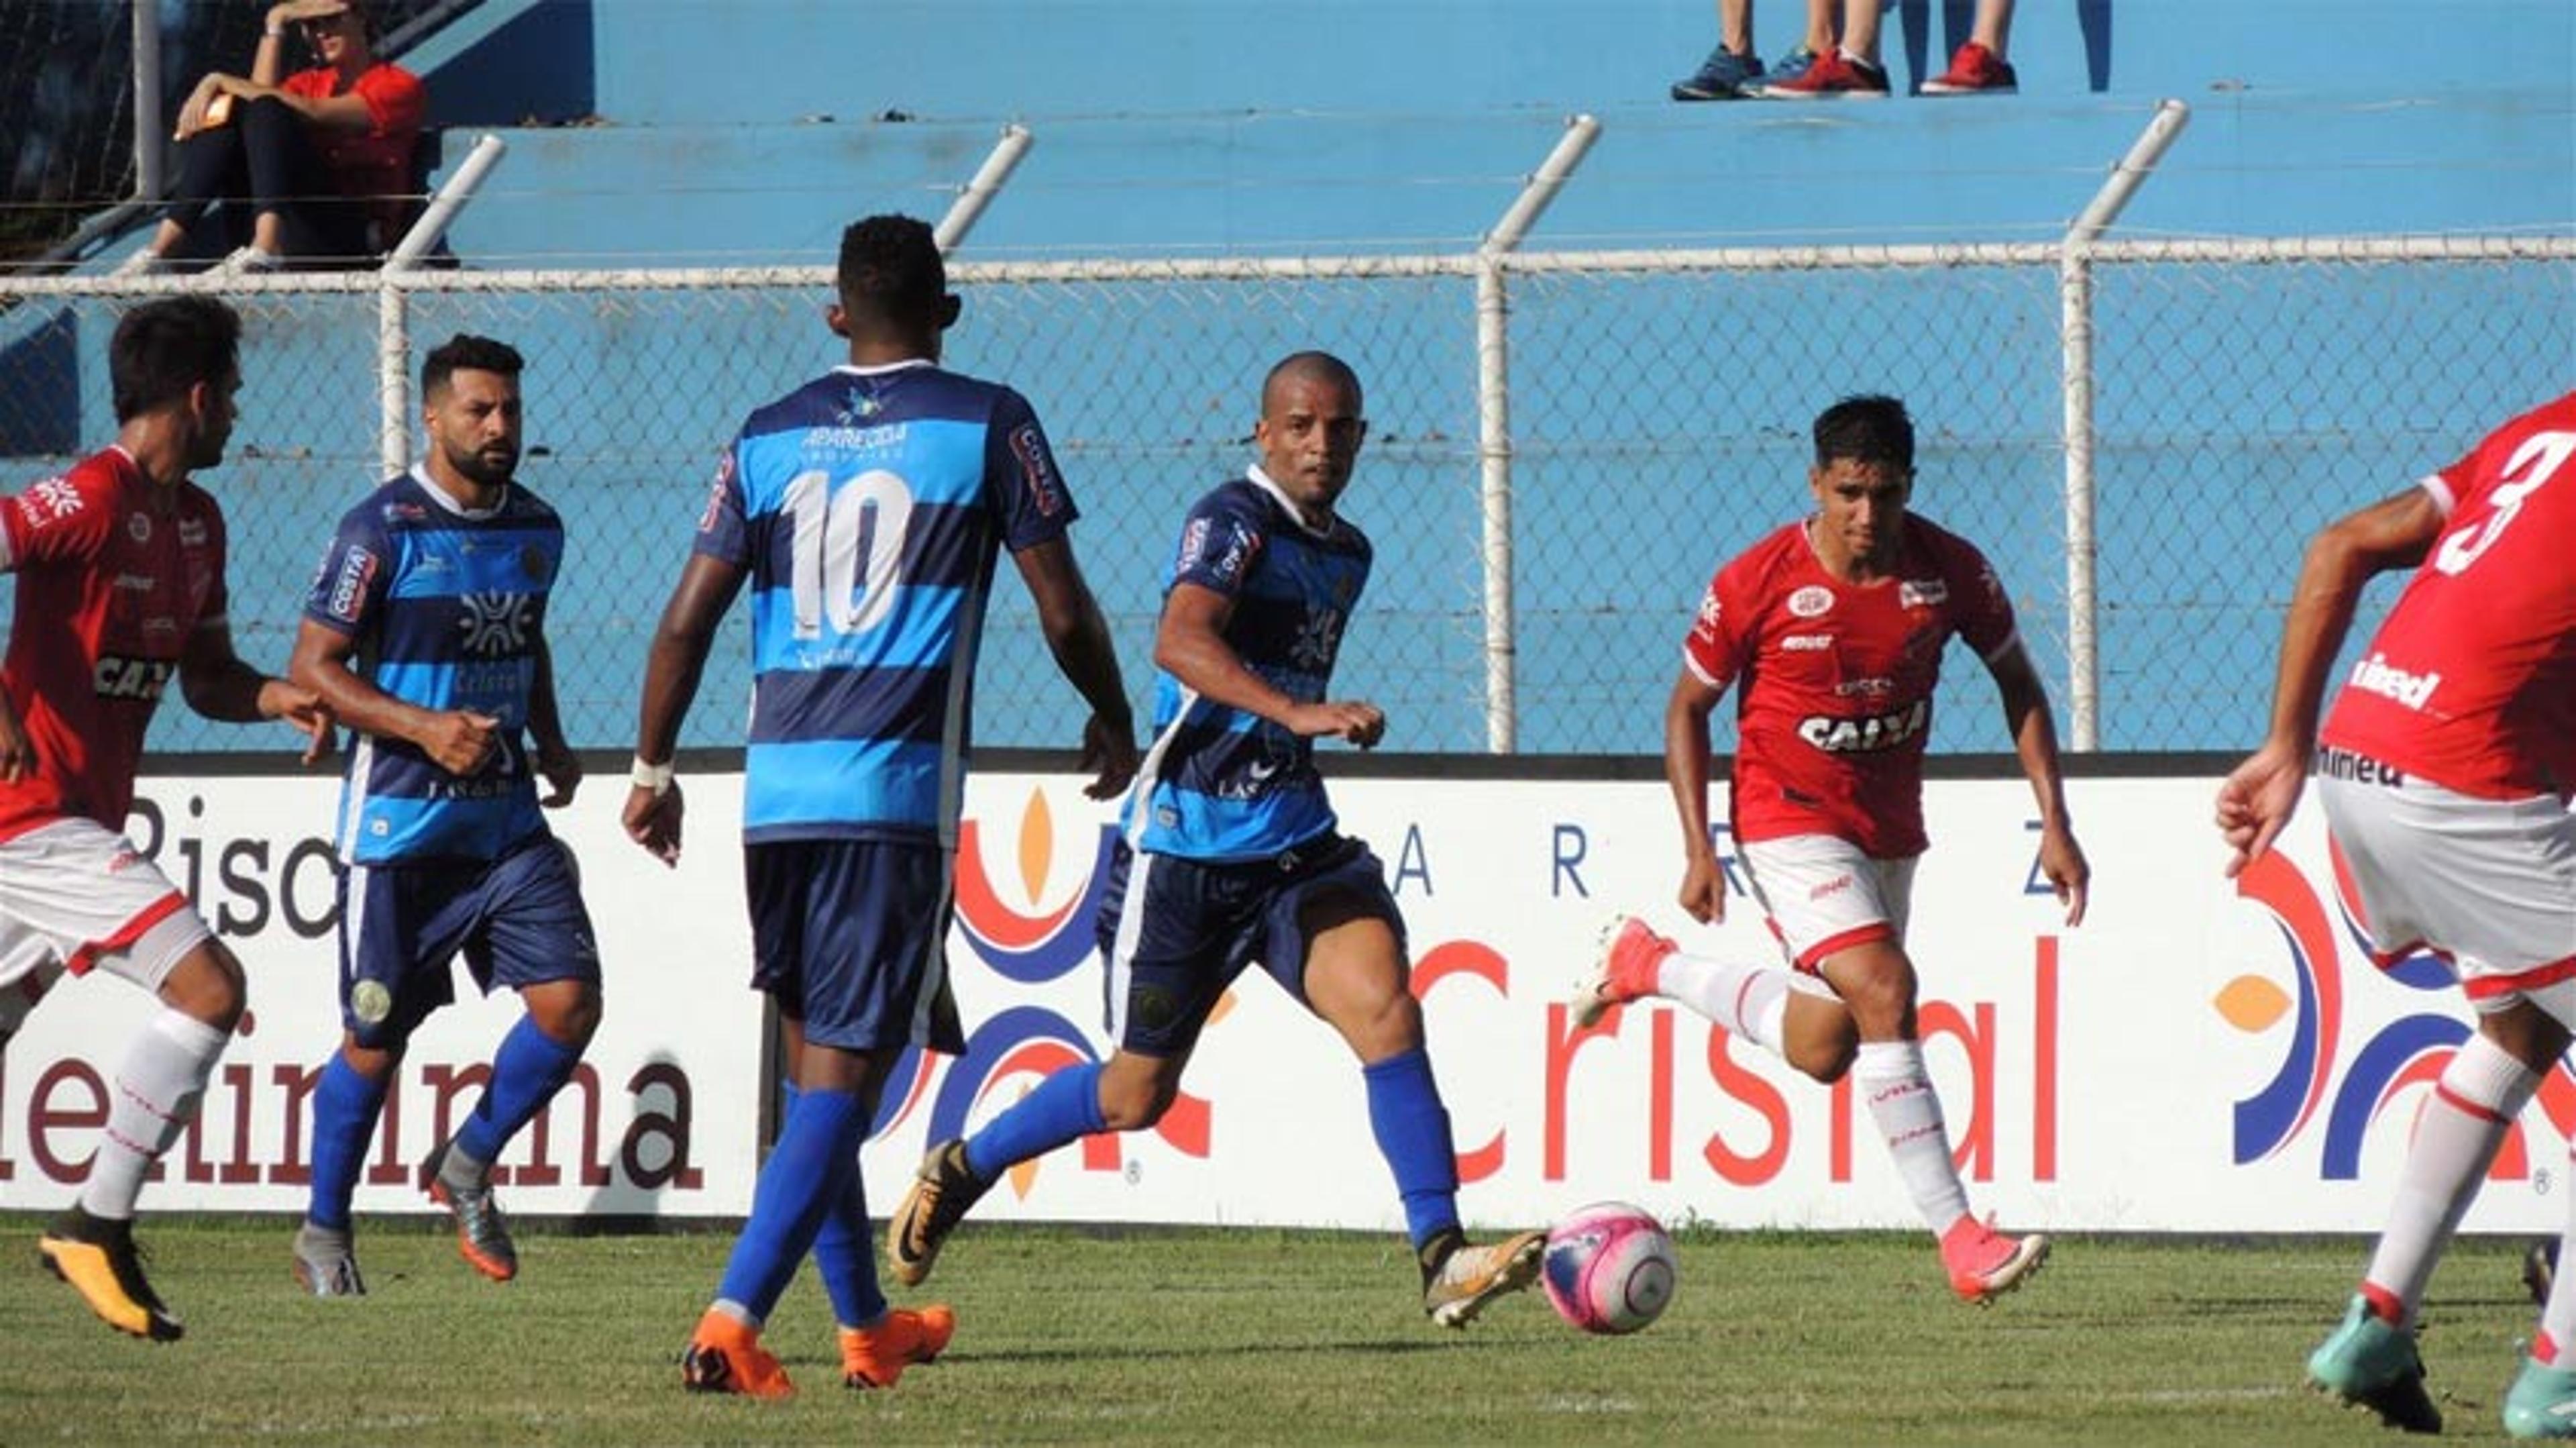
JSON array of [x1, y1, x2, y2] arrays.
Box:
[[160, 940, 246, 1032], [533, 984, 602, 1048], [1096, 1074, 1172, 1132]]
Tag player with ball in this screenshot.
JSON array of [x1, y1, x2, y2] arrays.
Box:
[[1574, 396, 2088, 1306]]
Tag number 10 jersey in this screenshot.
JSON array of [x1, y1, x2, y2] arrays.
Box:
[[694, 360, 1079, 844]]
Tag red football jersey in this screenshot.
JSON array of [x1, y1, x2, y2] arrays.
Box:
[[0, 448, 228, 839], [1684, 513, 2017, 858], [2322, 390, 2576, 800]]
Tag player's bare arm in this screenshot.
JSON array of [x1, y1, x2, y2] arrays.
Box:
[[1662, 667, 1731, 925], [1155, 580, 1385, 748], [1010, 535, 1139, 799], [1986, 639, 2088, 925], [625, 552, 746, 865], [288, 616, 493, 776], [527, 636, 580, 808], [2216, 486, 2445, 876], [180, 613, 333, 764]]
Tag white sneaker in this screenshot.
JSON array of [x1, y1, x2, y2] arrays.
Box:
[[109, 249, 170, 278], [1421, 1229, 1544, 1327], [209, 246, 282, 276]]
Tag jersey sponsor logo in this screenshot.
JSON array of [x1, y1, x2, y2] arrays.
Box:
[[1787, 585, 1834, 619], [1796, 699, 1929, 754], [176, 516, 207, 548], [2314, 746, 2407, 788], [458, 591, 534, 656], [2347, 652, 2442, 711], [17, 476, 82, 529], [126, 512, 152, 544], [1287, 607, 1346, 673], [327, 546, 376, 621], [113, 572, 156, 592], [1780, 633, 1833, 652], [1010, 423, 1065, 517], [93, 654, 175, 702], [1191, 519, 1258, 590], [1809, 872, 1854, 902], [1835, 675, 1894, 698], [697, 452, 736, 535], [382, 501, 429, 524], [1898, 577, 1948, 609], [1697, 591, 1721, 629]]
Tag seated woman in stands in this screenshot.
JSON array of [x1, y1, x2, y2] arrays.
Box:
[[119, 1, 425, 275]]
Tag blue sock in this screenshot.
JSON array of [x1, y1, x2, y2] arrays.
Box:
[[453, 1014, 584, 1168], [715, 1086, 863, 1325], [1362, 1047, 1460, 1251], [961, 1062, 1106, 1181], [780, 1082, 888, 1329], [307, 1054, 390, 1231]]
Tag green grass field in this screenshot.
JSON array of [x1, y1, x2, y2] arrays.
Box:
[[0, 1215, 2546, 1444]]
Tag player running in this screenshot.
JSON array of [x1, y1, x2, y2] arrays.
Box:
[[283, 335, 603, 1296], [1, 296, 329, 1340], [1573, 393, 2086, 1304], [628, 214, 1138, 1398], [886, 352, 1548, 1330], [2217, 389, 2576, 1438]]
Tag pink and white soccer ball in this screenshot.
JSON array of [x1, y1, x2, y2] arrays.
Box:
[[1542, 1201, 1677, 1335]]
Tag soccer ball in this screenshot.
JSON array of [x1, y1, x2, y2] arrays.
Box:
[[1542, 1201, 1676, 1335]]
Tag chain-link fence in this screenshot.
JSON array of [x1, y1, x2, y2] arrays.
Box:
[[1, 237, 2569, 756]]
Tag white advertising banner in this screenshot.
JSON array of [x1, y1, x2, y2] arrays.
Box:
[[1, 767, 2558, 1237]]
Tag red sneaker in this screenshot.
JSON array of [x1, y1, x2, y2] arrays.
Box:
[[1939, 1214, 2050, 1304], [1922, 41, 2019, 95], [841, 1304, 955, 1389], [1753, 48, 1890, 99], [1571, 916, 1676, 1028], [682, 1309, 795, 1398]]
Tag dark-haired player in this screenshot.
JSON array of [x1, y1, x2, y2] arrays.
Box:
[[1576, 393, 2087, 1304], [886, 351, 1549, 1331], [285, 334, 601, 1297], [628, 214, 1137, 1398], [1, 295, 329, 1339]]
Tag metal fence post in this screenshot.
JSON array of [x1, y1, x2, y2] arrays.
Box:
[[2060, 99, 2190, 750], [1476, 114, 1599, 754]]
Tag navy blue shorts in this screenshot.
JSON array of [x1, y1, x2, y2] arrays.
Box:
[[338, 831, 600, 1048], [745, 837, 964, 1055], [1093, 833, 1404, 1057]]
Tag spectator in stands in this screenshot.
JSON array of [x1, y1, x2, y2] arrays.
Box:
[[117, 1, 425, 276], [1923, 0, 2020, 96], [1670, 0, 1834, 101], [1755, 0, 2019, 99]]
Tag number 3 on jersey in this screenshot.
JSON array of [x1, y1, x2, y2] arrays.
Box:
[[2433, 430, 2574, 577], [784, 468, 914, 637]]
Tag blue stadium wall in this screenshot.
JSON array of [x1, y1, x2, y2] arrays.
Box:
[[6, 0, 2571, 756]]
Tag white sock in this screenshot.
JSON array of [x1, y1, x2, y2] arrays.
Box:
[[1854, 1040, 1970, 1235], [2543, 1163, 2576, 1368], [2362, 1033, 2535, 1327], [1657, 951, 1792, 1058], [78, 1009, 228, 1221]]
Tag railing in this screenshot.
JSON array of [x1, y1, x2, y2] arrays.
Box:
[[1, 137, 2569, 757]]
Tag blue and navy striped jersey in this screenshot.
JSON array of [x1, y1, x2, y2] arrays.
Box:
[[696, 361, 1076, 844], [304, 469, 559, 865], [1125, 468, 1370, 862]]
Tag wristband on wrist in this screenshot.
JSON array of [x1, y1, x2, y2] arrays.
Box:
[[631, 756, 674, 795], [264, 26, 284, 36]]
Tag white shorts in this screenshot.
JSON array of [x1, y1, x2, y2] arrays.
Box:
[[2317, 762, 2576, 1016], [0, 817, 213, 1034], [1737, 833, 1918, 972]]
